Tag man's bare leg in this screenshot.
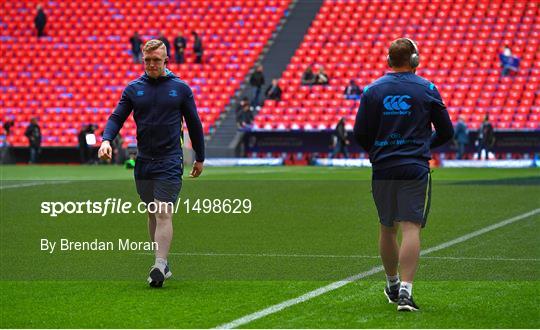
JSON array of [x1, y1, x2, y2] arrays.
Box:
[[147, 212, 156, 243], [399, 221, 421, 298], [380, 223, 401, 302], [148, 199, 173, 287], [379, 223, 399, 277], [153, 199, 173, 260]]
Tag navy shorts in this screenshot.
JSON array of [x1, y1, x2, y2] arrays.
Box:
[[134, 156, 183, 204], [371, 164, 431, 228]]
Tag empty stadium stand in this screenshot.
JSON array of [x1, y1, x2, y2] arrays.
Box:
[[253, 0, 539, 132], [0, 0, 291, 147]]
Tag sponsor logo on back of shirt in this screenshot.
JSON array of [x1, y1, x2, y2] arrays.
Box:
[[383, 95, 412, 115], [374, 132, 422, 147]]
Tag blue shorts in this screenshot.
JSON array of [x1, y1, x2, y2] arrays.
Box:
[[134, 156, 183, 204], [371, 164, 431, 228]]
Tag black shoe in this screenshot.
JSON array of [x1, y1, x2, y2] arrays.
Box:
[[384, 284, 400, 303], [147, 265, 165, 288], [397, 290, 420, 311], [147, 263, 173, 288]]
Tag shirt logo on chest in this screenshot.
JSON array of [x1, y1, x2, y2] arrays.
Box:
[[169, 90, 178, 97], [137, 90, 144, 96]]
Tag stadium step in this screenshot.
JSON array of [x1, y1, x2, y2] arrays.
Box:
[[206, 0, 325, 157]]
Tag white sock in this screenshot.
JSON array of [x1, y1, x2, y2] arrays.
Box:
[[386, 274, 400, 288], [155, 257, 167, 270], [400, 281, 413, 296]]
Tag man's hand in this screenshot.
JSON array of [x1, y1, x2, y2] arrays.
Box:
[[98, 141, 112, 161], [189, 161, 204, 178]]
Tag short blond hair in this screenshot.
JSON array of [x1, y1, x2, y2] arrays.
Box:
[[143, 39, 165, 53]]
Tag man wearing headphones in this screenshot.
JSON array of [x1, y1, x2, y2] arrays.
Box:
[[353, 38, 453, 311], [99, 39, 205, 288]]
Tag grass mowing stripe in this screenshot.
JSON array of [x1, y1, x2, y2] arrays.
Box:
[[215, 208, 540, 329], [150, 252, 540, 262], [422, 256, 540, 262], [166, 252, 381, 258], [0, 180, 72, 190]]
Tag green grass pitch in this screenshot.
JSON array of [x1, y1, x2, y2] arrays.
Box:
[[0, 165, 539, 328]]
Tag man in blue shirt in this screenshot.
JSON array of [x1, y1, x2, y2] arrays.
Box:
[[353, 38, 453, 311], [98, 39, 205, 288]]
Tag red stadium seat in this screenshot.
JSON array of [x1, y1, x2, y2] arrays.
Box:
[[254, 0, 539, 132], [3, 0, 538, 145], [1, 0, 291, 146]]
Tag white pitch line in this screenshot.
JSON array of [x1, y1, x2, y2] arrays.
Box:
[[215, 208, 540, 329], [420, 208, 540, 256], [216, 265, 385, 330], [0, 180, 72, 190]]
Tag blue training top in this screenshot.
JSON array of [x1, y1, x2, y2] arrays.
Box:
[[353, 72, 454, 170], [102, 69, 205, 162]]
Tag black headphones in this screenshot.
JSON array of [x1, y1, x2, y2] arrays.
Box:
[[387, 38, 420, 68]]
